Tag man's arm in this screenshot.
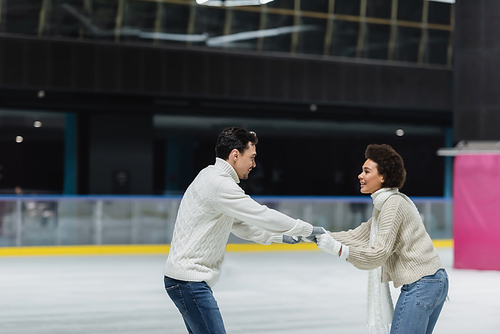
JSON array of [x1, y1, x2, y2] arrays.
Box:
[[231, 220, 283, 245], [215, 179, 314, 237]]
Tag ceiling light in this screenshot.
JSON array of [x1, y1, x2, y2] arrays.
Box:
[[197, 0, 274, 7], [34, 121, 42, 128], [16, 136, 23, 143], [207, 25, 318, 46]]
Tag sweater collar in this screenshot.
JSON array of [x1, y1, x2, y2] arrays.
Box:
[[214, 158, 240, 184], [371, 187, 399, 211]]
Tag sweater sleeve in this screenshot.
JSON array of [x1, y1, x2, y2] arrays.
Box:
[[345, 196, 405, 271], [215, 179, 313, 237], [231, 220, 283, 245], [329, 219, 372, 247]]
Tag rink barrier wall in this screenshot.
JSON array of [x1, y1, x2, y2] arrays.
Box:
[[0, 239, 453, 257], [0, 195, 452, 249]]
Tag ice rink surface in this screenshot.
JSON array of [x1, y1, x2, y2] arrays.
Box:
[[1, 248, 499, 334]]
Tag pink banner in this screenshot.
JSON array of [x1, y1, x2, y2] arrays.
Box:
[[454, 155, 500, 270]]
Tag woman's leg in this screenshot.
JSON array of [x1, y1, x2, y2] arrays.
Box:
[[391, 279, 427, 334], [391, 269, 448, 334], [425, 269, 449, 334]]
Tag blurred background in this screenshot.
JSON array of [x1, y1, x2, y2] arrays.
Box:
[[0, 0, 487, 248]]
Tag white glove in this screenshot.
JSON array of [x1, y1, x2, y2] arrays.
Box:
[[316, 233, 342, 256]]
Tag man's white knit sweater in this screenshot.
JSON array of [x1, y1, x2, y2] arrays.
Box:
[[164, 158, 313, 287], [330, 189, 443, 288]]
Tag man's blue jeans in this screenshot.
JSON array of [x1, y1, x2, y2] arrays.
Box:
[[164, 276, 226, 334], [391, 269, 449, 334]]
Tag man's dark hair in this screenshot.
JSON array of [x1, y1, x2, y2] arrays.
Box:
[[365, 144, 406, 189], [215, 127, 258, 160]]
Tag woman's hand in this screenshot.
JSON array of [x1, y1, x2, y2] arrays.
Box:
[[316, 233, 342, 255]]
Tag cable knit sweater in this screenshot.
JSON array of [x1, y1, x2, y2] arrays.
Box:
[[330, 188, 443, 288], [164, 158, 314, 287]]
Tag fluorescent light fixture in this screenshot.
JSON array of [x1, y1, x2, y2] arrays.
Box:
[[207, 25, 318, 46], [197, 0, 274, 7], [62, 4, 208, 42], [427, 0, 455, 3], [138, 31, 208, 42]]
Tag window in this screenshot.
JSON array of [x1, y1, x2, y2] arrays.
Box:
[[394, 26, 421, 63], [364, 23, 391, 60], [0, 0, 454, 66]]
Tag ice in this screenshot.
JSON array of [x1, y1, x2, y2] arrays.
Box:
[[0, 248, 498, 333]]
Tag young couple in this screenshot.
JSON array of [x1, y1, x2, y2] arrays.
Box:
[[164, 127, 448, 334]]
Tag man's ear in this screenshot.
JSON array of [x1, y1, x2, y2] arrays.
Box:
[[229, 149, 239, 161]]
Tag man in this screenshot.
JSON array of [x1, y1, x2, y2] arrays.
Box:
[[164, 127, 324, 333]]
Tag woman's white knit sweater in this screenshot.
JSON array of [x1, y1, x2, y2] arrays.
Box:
[[164, 158, 313, 287], [331, 189, 443, 288]]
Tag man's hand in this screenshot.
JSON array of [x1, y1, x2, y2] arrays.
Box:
[[316, 233, 342, 256], [282, 235, 302, 244]]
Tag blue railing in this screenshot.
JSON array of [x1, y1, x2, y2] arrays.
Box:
[[0, 196, 452, 247]]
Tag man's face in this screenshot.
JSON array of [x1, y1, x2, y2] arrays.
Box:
[[234, 143, 257, 180]]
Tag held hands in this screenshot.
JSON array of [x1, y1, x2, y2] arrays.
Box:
[[282, 226, 348, 258], [304, 226, 326, 243], [282, 235, 302, 244], [282, 226, 325, 244]]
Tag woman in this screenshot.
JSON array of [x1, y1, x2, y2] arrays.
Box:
[[317, 144, 448, 334]]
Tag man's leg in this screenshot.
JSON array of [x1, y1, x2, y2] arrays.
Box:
[[164, 276, 226, 334]]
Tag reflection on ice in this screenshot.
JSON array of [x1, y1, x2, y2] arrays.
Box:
[[0, 248, 498, 334]]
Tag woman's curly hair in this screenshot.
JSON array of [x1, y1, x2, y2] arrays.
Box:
[[365, 144, 406, 189]]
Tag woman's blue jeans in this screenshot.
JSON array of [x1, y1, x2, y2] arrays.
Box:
[[164, 276, 226, 334], [391, 269, 449, 334]]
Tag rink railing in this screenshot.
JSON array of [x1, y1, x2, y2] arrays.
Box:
[[0, 195, 453, 248]]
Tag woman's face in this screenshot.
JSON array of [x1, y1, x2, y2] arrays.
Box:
[[358, 159, 385, 194]]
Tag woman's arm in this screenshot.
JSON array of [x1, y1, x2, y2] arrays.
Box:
[[344, 196, 405, 270], [329, 219, 372, 247]]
